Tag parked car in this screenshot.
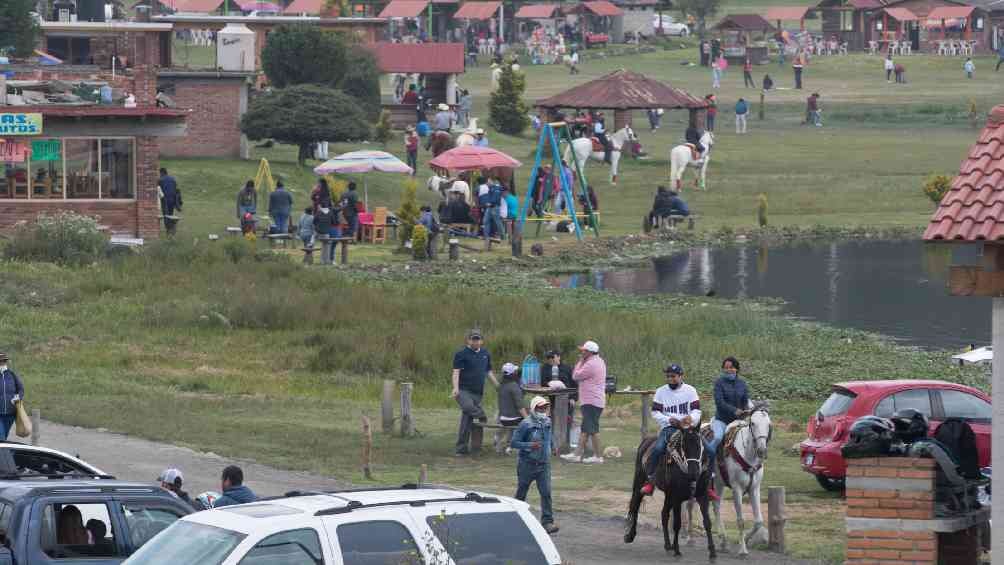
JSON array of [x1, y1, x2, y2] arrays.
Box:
[[800, 380, 991, 491], [653, 14, 690, 36], [0, 441, 107, 478], [124, 485, 563, 565], [0, 479, 192, 565]]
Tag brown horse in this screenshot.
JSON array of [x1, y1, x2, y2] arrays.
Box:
[[427, 131, 455, 157]]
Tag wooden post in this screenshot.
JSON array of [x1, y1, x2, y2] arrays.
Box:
[[340, 239, 349, 265], [30, 408, 39, 446], [400, 382, 414, 437], [381, 380, 395, 434], [319, 237, 332, 265], [511, 221, 522, 257], [361, 416, 373, 480], [768, 486, 786, 552], [640, 392, 652, 440], [419, 463, 428, 486], [449, 239, 460, 261], [759, 91, 765, 121], [552, 391, 569, 454]]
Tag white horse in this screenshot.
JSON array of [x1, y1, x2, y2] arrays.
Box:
[[689, 405, 771, 556], [455, 118, 480, 146], [563, 126, 637, 185], [669, 131, 714, 191]]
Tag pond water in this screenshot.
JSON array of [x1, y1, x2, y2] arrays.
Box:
[[554, 240, 988, 350]]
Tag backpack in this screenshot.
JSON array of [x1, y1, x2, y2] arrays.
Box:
[[933, 418, 980, 480]]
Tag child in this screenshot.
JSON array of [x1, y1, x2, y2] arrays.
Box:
[[511, 396, 559, 534], [297, 207, 314, 249], [894, 63, 906, 84], [495, 363, 527, 454], [404, 126, 419, 175], [964, 58, 975, 79]]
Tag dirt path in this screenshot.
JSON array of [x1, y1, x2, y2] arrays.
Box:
[[39, 421, 818, 565]]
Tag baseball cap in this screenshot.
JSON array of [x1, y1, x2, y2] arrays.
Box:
[[578, 340, 599, 353], [664, 364, 684, 375], [501, 362, 518, 376], [468, 328, 483, 340], [545, 350, 560, 358], [157, 468, 184, 487], [530, 396, 550, 412]]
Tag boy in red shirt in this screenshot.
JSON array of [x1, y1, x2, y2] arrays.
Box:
[[404, 126, 419, 175], [743, 57, 756, 88]]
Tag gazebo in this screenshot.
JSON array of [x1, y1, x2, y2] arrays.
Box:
[[712, 14, 776, 63], [534, 69, 708, 131]]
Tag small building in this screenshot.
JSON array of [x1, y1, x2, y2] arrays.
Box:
[[874, 0, 993, 52], [813, 0, 884, 51], [369, 42, 465, 129], [156, 70, 254, 159], [566, 1, 626, 46], [712, 14, 776, 63], [613, 0, 657, 39], [765, 6, 812, 31]]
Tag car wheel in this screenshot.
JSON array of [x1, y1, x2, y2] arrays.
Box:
[[815, 474, 845, 492]]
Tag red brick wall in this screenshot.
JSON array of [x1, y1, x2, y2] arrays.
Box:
[[158, 80, 243, 159]]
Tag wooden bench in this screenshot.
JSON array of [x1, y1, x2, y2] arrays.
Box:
[[265, 233, 293, 248], [651, 214, 697, 231], [225, 226, 243, 237], [315, 236, 354, 265]]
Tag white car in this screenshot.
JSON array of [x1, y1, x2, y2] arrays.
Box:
[[653, 14, 690, 36], [122, 485, 562, 565], [0, 441, 108, 478]]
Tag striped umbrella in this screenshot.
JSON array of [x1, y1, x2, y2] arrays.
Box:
[[313, 150, 414, 208]]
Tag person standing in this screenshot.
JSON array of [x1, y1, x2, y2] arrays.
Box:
[[964, 57, 975, 79], [742, 56, 755, 88], [792, 51, 804, 89], [297, 207, 315, 249], [569, 49, 580, 74], [894, 63, 906, 84], [561, 340, 606, 464], [705, 95, 717, 132], [639, 364, 702, 496], [762, 73, 774, 92], [311, 178, 332, 213], [452, 329, 499, 456], [646, 108, 662, 132], [268, 180, 293, 234], [496, 362, 527, 453], [543, 350, 576, 445], [157, 468, 196, 510], [405, 126, 419, 174], [236, 180, 257, 221], [806, 92, 822, 127], [511, 396, 560, 534], [341, 182, 360, 239], [214, 465, 257, 508], [458, 90, 473, 128], [735, 97, 749, 134], [158, 168, 182, 236], [884, 53, 894, 82], [711, 57, 722, 89], [433, 103, 454, 132], [0, 354, 24, 440], [700, 40, 710, 67], [996, 44, 1004, 71]]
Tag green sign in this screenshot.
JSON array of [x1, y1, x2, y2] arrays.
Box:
[[31, 140, 60, 161], [0, 113, 43, 136]]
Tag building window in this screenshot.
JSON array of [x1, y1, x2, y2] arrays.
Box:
[[0, 138, 134, 200], [840, 11, 854, 31], [101, 139, 134, 199], [975, 17, 984, 31], [65, 139, 100, 199]]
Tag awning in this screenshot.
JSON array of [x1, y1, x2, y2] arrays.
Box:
[[378, 0, 429, 18], [515, 3, 558, 18], [765, 6, 810, 20], [881, 7, 919, 21], [927, 5, 975, 19], [847, 0, 882, 9], [369, 42, 466, 73], [453, 1, 500, 19], [582, 1, 623, 17]]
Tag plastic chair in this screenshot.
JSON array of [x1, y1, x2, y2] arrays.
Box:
[[362, 207, 387, 244]]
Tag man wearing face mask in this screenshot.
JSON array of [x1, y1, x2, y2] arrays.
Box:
[[707, 356, 751, 466], [640, 364, 701, 496], [0, 353, 24, 440], [511, 396, 559, 534]]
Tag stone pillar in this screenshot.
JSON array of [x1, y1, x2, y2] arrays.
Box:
[[613, 109, 632, 131]]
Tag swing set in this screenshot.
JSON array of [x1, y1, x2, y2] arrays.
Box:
[[517, 122, 600, 240]]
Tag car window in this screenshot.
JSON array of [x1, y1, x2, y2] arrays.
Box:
[[939, 390, 991, 422], [336, 520, 420, 565], [819, 390, 856, 417], [891, 389, 932, 417], [425, 511, 548, 565], [238, 528, 323, 565], [874, 395, 894, 418], [122, 520, 245, 565], [40, 502, 118, 559], [121, 503, 184, 550], [12, 450, 89, 476]]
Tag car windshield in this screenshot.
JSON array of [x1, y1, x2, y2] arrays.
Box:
[[121, 520, 245, 565], [819, 389, 856, 417]]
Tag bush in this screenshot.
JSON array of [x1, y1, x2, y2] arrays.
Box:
[[374, 110, 393, 147], [5, 211, 108, 265], [412, 224, 429, 260], [922, 174, 952, 205], [397, 179, 421, 247], [489, 64, 530, 135]]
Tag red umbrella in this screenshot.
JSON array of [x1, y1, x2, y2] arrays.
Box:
[[428, 146, 523, 173]]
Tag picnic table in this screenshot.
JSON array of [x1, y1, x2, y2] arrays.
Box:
[[315, 236, 354, 265], [612, 389, 657, 440]]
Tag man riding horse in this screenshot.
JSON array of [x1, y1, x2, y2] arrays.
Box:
[[426, 103, 455, 152], [685, 122, 706, 162], [640, 364, 702, 496]]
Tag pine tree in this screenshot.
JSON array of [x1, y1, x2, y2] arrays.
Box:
[[397, 179, 421, 248], [489, 64, 530, 135], [374, 110, 393, 147]]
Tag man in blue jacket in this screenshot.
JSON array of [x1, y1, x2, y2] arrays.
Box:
[[512, 396, 559, 534], [0, 353, 24, 440], [268, 181, 294, 235], [214, 466, 257, 508]]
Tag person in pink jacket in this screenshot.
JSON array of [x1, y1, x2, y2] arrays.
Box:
[[561, 340, 607, 464]]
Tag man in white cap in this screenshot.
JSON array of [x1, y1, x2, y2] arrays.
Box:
[[473, 128, 490, 148], [433, 103, 454, 133], [157, 468, 196, 510], [511, 396, 559, 534], [561, 340, 607, 464]]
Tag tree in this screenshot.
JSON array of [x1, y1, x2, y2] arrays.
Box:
[[489, 64, 530, 136], [340, 45, 382, 120], [261, 24, 348, 88], [374, 110, 393, 147], [0, 0, 40, 59], [397, 179, 421, 248], [241, 85, 370, 166], [676, 0, 721, 39]]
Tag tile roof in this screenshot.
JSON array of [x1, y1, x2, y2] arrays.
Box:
[[926, 5, 976, 19], [453, 1, 500, 19], [535, 69, 706, 110], [174, 0, 224, 12], [765, 6, 811, 20], [378, 0, 429, 17], [882, 6, 919, 20], [847, 0, 884, 9], [369, 42, 465, 73], [924, 105, 1004, 242], [283, 0, 322, 13], [713, 14, 776, 31], [582, 1, 624, 16], [515, 4, 559, 18]]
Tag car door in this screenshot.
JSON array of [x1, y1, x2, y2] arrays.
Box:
[[932, 388, 992, 467], [114, 499, 189, 556], [323, 512, 429, 565], [28, 497, 126, 565]]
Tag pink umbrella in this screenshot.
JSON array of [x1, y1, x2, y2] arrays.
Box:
[[428, 146, 522, 173]]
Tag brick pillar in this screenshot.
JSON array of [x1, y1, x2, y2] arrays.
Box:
[[135, 136, 161, 240]]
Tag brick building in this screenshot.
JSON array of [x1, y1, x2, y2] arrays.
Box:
[[157, 71, 253, 159]]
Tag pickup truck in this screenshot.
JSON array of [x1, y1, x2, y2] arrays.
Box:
[[0, 479, 192, 565]]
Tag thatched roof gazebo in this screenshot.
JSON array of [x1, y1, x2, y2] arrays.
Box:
[[535, 69, 708, 130]]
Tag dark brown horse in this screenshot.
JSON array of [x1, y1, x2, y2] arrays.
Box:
[[624, 428, 716, 561], [427, 131, 455, 157]]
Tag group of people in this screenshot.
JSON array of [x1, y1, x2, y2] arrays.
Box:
[[156, 464, 257, 511], [296, 179, 361, 260]]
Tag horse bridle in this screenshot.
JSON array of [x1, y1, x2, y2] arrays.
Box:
[[747, 409, 771, 446]]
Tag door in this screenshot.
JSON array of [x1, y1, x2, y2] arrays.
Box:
[[933, 388, 992, 467], [115, 500, 188, 556], [235, 528, 328, 565], [910, 23, 920, 50], [30, 498, 124, 565]]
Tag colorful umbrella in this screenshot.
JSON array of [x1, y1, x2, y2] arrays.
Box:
[[428, 146, 523, 173], [313, 150, 414, 208]]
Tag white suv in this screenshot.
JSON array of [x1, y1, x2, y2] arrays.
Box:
[[122, 485, 562, 564]]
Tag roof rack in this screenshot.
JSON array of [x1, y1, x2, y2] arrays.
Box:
[[0, 473, 116, 481], [314, 491, 500, 517]]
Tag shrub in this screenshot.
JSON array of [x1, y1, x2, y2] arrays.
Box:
[[757, 193, 768, 227], [374, 110, 393, 147], [397, 178, 421, 247], [922, 174, 952, 205], [489, 64, 530, 135], [412, 224, 429, 260], [4, 211, 107, 265]]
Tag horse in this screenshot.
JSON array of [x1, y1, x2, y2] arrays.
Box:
[[669, 131, 714, 191], [428, 130, 455, 157], [689, 403, 772, 557], [455, 118, 480, 147], [563, 126, 637, 186], [625, 427, 717, 561]]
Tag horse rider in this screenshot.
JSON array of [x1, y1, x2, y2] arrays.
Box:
[[705, 356, 751, 501], [640, 364, 702, 496], [685, 122, 706, 162], [473, 128, 490, 147], [425, 103, 454, 150], [593, 111, 612, 164]]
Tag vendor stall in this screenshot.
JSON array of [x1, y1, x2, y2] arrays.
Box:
[[712, 14, 776, 64], [515, 5, 568, 64], [567, 0, 625, 46]]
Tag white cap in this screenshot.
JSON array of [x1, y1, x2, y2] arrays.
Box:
[[501, 362, 518, 376], [158, 468, 184, 487], [438, 103, 449, 111], [579, 340, 599, 353], [530, 396, 550, 412]]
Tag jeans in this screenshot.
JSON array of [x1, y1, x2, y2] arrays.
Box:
[[706, 419, 727, 461], [328, 227, 343, 260], [743, 71, 755, 88], [272, 212, 289, 234], [645, 426, 679, 478], [811, 110, 821, 126], [407, 150, 418, 174], [456, 389, 486, 453], [794, 67, 803, 89], [997, 57, 1004, 71], [515, 460, 554, 525], [301, 235, 313, 249], [707, 114, 715, 132], [886, 69, 892, 81], [345, 215, 359, 238], [736, 114, 747, 134], [482, 206, 503, 239], [712, 68, 721, 89], [0, 415, 14, 439]]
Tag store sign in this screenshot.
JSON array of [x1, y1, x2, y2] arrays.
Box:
[[31, 140, 61, 161], [0, 141, 28, 162], [0, 113, 43, 135]]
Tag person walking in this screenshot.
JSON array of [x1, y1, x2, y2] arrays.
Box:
[[236, 180, 257, 222], [0, 353, 24, 440], [268, 180, 293, 234], [705, 95, 717, 132], [157, 468, 196, 510], [964, 58, 975, 79], [452, 329, 499, 456], [884, 53, 894, 82], [405, 126, 419, 175], [340, 182, 360, 239], [158, 168, 182, 236], [511, 396, 560, 534], [742, 56, 756, 88], [297, 207, 315, 249], [807, 92, 822, 126], [214, 465, 257, 508], [792, 51, 804, 89], [646, 108, 662, 132], [711, 57, 722, 89], [735, 97, 749, 134], [561, 340, 606, 464], [894, 63, 906, 84], [639, 364, 702, 496]]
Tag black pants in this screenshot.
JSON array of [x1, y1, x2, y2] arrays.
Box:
[[596, 132, 611, 162], [794, 68, 803, 89], [743, 71, 755, 88], [997, 57, 1004, 71], [886, 69, 892, 81]]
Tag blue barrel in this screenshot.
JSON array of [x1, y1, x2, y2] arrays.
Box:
[[416, 121, 430, 137], [521, 355, 540, 387]]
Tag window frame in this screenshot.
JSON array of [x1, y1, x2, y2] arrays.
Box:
[[5, 137, 138, 202], [874, 388, 934, 418], [118, 500, 187, 554], [331, 519, 424, 565], [32, 498, 125, 561], [933, 389, 991, 423]]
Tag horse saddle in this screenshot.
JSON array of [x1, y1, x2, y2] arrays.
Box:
[[590, 137, 605, 152], [642, 433, 687, 473], [685, 143, 702, 161]]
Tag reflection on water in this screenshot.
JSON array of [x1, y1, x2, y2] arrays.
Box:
[[554, 240, 986, 349]]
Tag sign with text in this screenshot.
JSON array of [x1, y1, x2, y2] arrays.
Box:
[[0, 113, 43, 136], [0, 141, 28, 162], [31, 139, 61, 161]]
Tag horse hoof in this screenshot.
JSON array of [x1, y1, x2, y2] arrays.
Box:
[[624, 533, 635, 544], [674, 551, 682, 558]]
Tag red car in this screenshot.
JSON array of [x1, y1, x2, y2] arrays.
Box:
[[800, 380, 991, 491]]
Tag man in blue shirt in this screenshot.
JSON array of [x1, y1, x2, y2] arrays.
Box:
[[158, 168, 182, 236], [473, 129, 490, 147], [452, 329, 499, 455]]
